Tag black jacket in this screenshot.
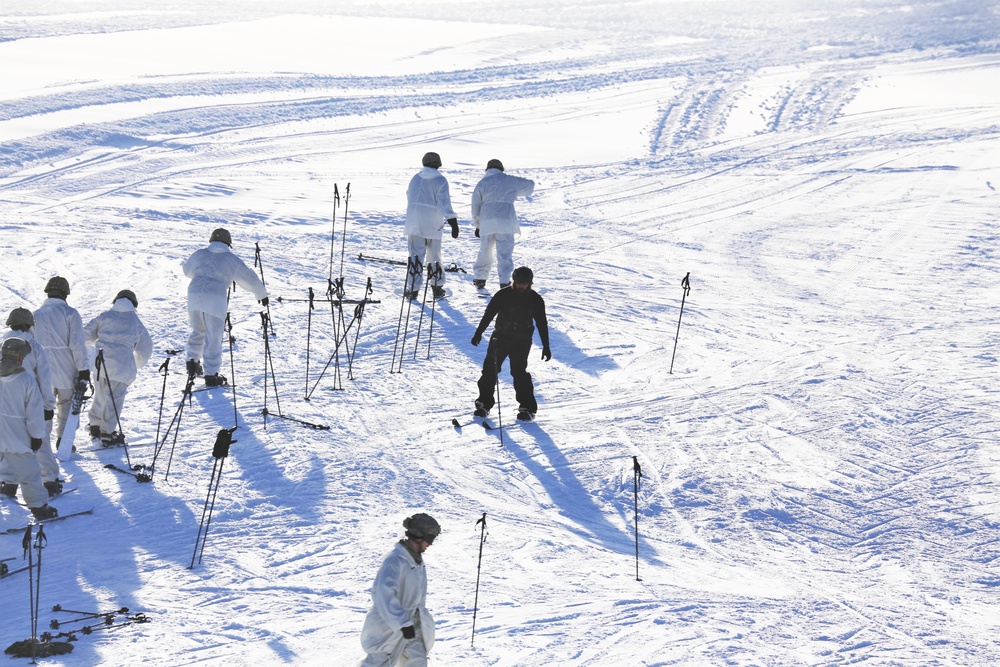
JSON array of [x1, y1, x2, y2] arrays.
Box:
[[474, 287, 549, 347]]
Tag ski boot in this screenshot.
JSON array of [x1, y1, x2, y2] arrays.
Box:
[[432, 285, 446, 299], [474, 400, 490, 418], [44, 480, 63, 497], [0, 482, 17, 499], [204, 373, 228, 387], [30, 504, 58, 521]]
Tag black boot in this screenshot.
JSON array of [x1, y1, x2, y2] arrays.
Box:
[[30, 504, 58, 521]]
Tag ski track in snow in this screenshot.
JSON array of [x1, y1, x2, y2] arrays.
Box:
[[1, 1, 1000, 665]]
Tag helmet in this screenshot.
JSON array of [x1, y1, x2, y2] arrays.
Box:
[[512, 266, 533, 285], [6, 307, 34, 328], [114, 289, 138, 308], [422, 151, 442, 168], [45, 276, 70, 296], [210, 228, 232, 246], [403, 513, 441, 543], [1, 337, 31, 359], [486, 159, 504, 172]]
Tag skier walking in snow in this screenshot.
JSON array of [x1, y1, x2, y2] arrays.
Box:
[[0, 338, 58, 520], [471, 266, 551, 422], [84, 289, 153, 445], [404, 152, 459, 300], [32, 276, 90, 448], [471, 159, 535, 290], [359, 513, 441, 667], [2, 308, 61, 496], [183, 228, 268, 386]]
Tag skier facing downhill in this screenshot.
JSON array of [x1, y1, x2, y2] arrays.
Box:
[[471, 159, 535, 290], [32, 276, 90, 447], [84, 289, 153, 445], [404, 151, 458, 300], [471, 266, 551, 421], [359, 513, 441, 667], [183, 228, 268, 387]]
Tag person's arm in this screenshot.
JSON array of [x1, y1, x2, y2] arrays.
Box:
[[534, 294, 551, 360], [370, 555, 411, 631]]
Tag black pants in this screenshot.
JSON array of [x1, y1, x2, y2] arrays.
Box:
[[477, 337, 536, 413]]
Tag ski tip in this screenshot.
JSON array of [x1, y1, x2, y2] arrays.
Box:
[[451, 419, 460, 428]]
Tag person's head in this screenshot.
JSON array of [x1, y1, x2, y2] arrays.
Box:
[[114, 289, 138, 308], [422, 152, 442, 169], [45, 276, 70, 300], [1, 337, 31, 363], [486, 159, 504, 172], [403, 513, 441, 553], [512, 266, 533, 293], [6, 307, 34, 332], [210, 228, 232, 247]]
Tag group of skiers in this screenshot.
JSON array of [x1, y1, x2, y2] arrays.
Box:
[[0, 277, 151, 521], [0, 227, 269, 523], [357, 155, 550, 667]]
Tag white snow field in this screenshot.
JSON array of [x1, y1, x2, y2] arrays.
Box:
[[1, 1, 999, 665]]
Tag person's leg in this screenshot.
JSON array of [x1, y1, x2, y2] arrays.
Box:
[[425, 238, 444, 287], [508, 340, 537, 413], [406, 235, 426, 293], [473, 234, 496, 283], [187, 308, 207, 366], [7, 452, 47, 508], [202, 313, 227, 376], [52, 386, 72, 439], [494, 234, 516, 286]]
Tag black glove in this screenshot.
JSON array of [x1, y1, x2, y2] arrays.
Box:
[[474, 228, 480, 238], [448, 218, 459, 239], [44, 409, 54, 421], [260, 297, 269, 307], [78, 369, 90, 382], [471, 333, 482, 347], [30, 437, 42, 452], [541, 346, 551, 362], [401, 625, 416, 639]]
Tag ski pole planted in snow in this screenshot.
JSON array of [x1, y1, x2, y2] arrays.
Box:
[[471, 513, 488, 648], [190, 427, 236, 569], [328, 184, 340, 285], [633, 456, 642, 581], [669, 272, 691, 375]]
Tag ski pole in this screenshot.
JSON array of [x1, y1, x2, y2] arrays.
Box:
[[633, 456, 642, 581], [347, 278, 373, 379], [412, 264, 434, 359], [669, 272, 691, 375], [338, 183, 351, 280], [391, 256, 420, 373], [260, 311, 282, 427], [95, 349, 133, 469], [332, 184, 341, 279], [154, 358, 170, 447], [305, 287, 314, 400], [493, 343, 504, 447], [225, 313, 238, 428], [254, 242, 276, 337], [425, 264, 444, 360], [22, 526, 34, 656], [471, 513, 488, 648], [190, 428, 236, 569]]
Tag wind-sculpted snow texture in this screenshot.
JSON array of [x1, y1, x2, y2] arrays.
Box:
[[1, 1, 998, 665]]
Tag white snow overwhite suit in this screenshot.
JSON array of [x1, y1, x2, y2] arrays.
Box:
[[32, 297, 89, 439], [1, 329, 58, 483], [405, 166, 457, 293], [84, 298, 153, 435], [472, 167, 535, 287], [359, 541, 436, 667], [0, 362, 48, 509], [183, 241, 267, 376]]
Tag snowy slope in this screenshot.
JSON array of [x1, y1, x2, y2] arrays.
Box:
[[1, 1, 999, 665]]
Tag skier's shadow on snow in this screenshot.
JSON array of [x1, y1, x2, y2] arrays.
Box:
[[497, 423, 655, 559], [194, 390, 327, 525]]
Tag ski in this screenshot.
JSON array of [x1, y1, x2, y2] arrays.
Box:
[[13, 485, 78, 506], [104, 463, 153, 483], [1, 507, 95, 536], [358, 252, 407, 266], [0, 563, 30, 579]]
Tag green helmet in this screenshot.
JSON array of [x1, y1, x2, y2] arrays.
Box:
[[1, 337, 31, 359], [114, 289, 138, 307], [403, 513, 441, 543], [45, 276, 70, 296], [210, 228, 232, 246], [6, 308, 34, 328]]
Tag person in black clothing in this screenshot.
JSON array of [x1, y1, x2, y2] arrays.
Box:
[[471, 266, 551, 422]]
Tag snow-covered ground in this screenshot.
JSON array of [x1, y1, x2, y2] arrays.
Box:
[[1, 1, 999, 664]]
